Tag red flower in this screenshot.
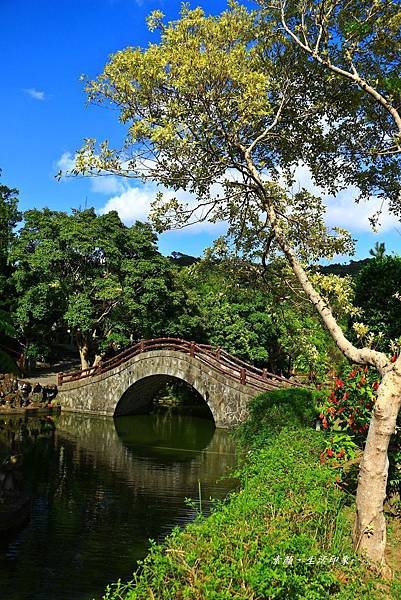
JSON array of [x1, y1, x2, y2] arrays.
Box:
[[336, 379, 344, 389], [391, 354, 397, 363], [337, 449, 345, 458], [327, 448, 334, 457], [343, 392, 349, 401], [373, 381, 379, 391]]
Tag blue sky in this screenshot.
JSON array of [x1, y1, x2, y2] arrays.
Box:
[[1, 0, 400, 259]]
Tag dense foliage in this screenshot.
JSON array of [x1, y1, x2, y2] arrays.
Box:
[[176, 255, 343, 377], [0, 180, 21, 372], [10, 208, 178, 368], [0, 178, 345, 377], [319, 365, 401, 499], [0, 184, 394, 386], [353, 256, 401, 349]]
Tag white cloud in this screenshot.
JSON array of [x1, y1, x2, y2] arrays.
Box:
[[90, 176, 127, 195], [24, 88, 45, 101], [325, 190, 398, 232], [60, 151, 398, 237], [99, 182, 226, 234], [100, 185, 154, 223], [56, 151, 76, 173], [291, 163, 400, 233]]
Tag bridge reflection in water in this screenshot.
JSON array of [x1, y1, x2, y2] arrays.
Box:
[[0, 411, 239, 600]]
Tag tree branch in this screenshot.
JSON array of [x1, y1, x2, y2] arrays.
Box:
[[278, 1, 401, 140], [243, 148, 389, 373]]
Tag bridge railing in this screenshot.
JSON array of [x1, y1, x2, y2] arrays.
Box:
[[58, 337, 301, 390]]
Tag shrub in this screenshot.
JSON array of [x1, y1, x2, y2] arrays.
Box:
[[319, 365, 401, 499], [319, 366, 378, 437], [236, 387, 319, 446]]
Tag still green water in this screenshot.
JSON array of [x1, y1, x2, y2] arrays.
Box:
[[0, 412, 238, 600]]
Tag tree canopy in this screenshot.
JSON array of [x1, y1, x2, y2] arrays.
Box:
[[354, 255, 401, 348], [11, 208, 177, 369], [0, 178, 20, 372], [268, 0, 401, 220]]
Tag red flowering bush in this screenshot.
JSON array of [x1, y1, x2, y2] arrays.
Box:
[[319, 365, 379, 438], [319, 433, 358, 465], [319, 364, 401, 500]]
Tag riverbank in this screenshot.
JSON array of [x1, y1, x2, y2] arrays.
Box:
[[101, 389, 401, 600], [0, 405, 60, 415]]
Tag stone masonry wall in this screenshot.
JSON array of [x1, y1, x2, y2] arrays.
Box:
[[58, 350, 262, 428]]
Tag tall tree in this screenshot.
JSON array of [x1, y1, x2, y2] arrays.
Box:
[[0, 178, 21, 373], [11, 208, 176, 369], [369, 242, 386, 259], [354, 255, 401, 347], [71, 2, 401, 568], [271, 0, 401, 569]]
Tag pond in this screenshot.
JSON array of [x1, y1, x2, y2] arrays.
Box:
[[0, 411, 239, 600]]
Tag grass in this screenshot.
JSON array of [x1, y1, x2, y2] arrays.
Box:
[[100, 389, 401, 600]]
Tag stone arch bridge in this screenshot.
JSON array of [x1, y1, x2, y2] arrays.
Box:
[[58, 338, 301, 428]]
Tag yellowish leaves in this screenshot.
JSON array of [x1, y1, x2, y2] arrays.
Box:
[[75, 2, 277, 180], [352, 322, 370, 339], [309, 272, 360, 317], [146, 10, 165, 33]]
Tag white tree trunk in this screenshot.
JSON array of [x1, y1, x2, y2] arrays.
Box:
[[76, 333, 91, 371], [78, 346, 90, 371], [353, 366, 401, 570], [93, 353, 103, 367]]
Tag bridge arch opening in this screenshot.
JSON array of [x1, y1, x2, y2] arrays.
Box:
[[113, 375, 215, 422]]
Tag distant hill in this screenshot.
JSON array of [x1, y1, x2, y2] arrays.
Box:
[[169, 252, 200, 267], [168, 251, 372, 277], [317, 258, 371, 277]]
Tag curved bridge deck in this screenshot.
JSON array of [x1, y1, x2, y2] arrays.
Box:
[[58, 338, 303, 428]]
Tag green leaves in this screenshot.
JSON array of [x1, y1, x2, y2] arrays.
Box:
[[10, 208, 177, 367], [353, 255, 401, 351]]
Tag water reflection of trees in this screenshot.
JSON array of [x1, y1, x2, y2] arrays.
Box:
[[0, 411, 239, 600], [0, 415, 56, 459], [56, 412, 238, 497]]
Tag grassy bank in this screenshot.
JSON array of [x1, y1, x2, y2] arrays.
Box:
[[101, 390, 400, 599]]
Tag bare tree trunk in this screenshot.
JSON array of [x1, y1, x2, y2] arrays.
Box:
[[353, 367, 401, 571], [76, 332, 90, 371], [92, 354, 103, 367]]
